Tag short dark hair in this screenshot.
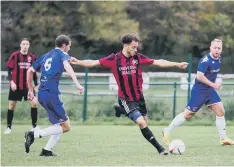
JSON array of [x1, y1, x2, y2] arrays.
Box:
[[20, 38, 29, 43], [121, 34, 140, 44], [55, 35, 71, 47]]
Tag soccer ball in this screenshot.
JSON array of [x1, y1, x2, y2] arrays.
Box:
[[169, 139, 185, 155]]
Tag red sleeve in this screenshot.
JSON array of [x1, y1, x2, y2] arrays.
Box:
[[138, 53, 154, 65], [99, 53, 115, 68], [6, 53, 16, 69]]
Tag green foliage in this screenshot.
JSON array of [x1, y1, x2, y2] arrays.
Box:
[[225, 100, 234, 121], [127, 1, 234, 58], [147, 100, 171, 121], [77, 2, 139, 42], [2, 93, 234, 125], [1, 1, 234, 72], [23, 2, 65, 54]]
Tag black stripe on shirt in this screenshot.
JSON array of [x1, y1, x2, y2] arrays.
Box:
[[117, 56, 129, 101]]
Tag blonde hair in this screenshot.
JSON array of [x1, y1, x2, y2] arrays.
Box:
[[211, 39, 222, 45]]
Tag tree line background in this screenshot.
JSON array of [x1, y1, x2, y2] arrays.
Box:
[[1, 1, 234, 73]]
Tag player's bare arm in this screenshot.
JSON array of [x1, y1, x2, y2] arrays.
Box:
[[27, 67, 36, 100], [63, 60, 84, 94], [197, 71, 222, 90], [70, 57, 100, 67], [7, 67, 17, 91], [152, 59, 188, 69]]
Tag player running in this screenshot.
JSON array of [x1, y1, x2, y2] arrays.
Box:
[[162, 39, 234, 146], [25, 35, 84, 156], [71, 33, 188, 155]]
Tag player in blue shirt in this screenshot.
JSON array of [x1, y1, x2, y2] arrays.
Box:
[[25, 35, 84, 156], [163, 39, 233, 146]]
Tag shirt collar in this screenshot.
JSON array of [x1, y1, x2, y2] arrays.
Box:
[[55, 47, 68, 55], [209, 52, 220, 60], [55, 47, 64, 52]]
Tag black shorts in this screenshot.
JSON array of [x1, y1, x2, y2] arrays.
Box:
[[8, 88, 29, 101], [118, 96, 148, 116]]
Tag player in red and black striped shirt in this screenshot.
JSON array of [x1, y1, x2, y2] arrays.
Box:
[[4, 38, 39, 134], [71, 34, 188, 155]]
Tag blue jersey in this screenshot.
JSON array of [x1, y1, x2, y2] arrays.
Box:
[[187, 53, 222, 112], [32, 48, 71, 94], [194, 53, 221, 90]]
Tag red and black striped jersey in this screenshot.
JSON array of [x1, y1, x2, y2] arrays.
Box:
[[99, 51, 154, 101], [7, 50, 36, 90]]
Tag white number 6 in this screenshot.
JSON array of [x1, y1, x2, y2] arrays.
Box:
[[44, 58, 52, 71]]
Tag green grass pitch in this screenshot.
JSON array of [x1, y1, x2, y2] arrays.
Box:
[[1, 125, 234, 166]]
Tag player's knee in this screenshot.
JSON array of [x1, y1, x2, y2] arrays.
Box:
[[67, 124, 71, 131], [64, 127, 70, 133], [30, 99, 38, 108], [184, 114, 193, 119], [143, 115, 148, 123], [9, 101, 16, 110], [9, 105, 15, 110], [216, 110, 225, 117], [62, 123, 71, 133], [137, 119, 147, 129], [63, 128, 70, 133], [184, 109, 194, 119], [31, 102, 37, 108]]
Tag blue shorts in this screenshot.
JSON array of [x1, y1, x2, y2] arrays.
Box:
[[127, 110, 143, 122], [118, 97, 147, 122], [186, 87, 221, 112], [38, 90, 68, 124]]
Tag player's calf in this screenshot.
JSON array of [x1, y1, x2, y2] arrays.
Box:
[[140, 126, 168, 155], [137, 118, 168, 155]]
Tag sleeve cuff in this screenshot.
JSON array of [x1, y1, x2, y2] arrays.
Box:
[[197, 71, 204, 75]]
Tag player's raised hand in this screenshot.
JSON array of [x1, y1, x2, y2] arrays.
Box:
[[177, 62, 189, 69], [76, 84, 84, 94], [27, 91, 34, 100], [10, 80, 17, 91]]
